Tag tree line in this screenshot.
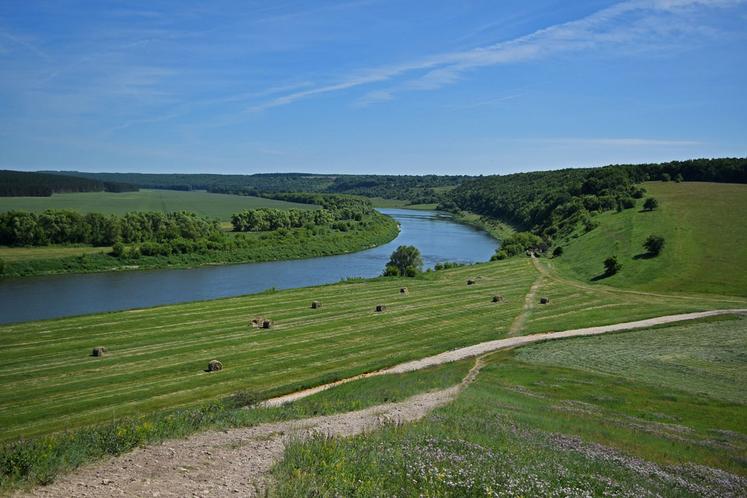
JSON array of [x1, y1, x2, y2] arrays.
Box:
[[0, 210, 220, 247], [230, 194, 375, 232], [0, 170, 138, 197]]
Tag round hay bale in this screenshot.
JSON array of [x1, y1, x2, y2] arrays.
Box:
[[400, 287, 409, 295], [207, 360, 223, 372], [262, 319, 273, 329], [492, 295, 504, 303], [91, 346, 107, 357], [467, 279, 476, 285], [311, 300, 322, 309], [375, 304, 386, 312], [540, 297, 550, 304]]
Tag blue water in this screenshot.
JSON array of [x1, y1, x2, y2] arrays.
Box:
[[0, 209, 498, 324]]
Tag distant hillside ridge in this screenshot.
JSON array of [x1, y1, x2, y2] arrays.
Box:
[[0, 170, 138, 197]]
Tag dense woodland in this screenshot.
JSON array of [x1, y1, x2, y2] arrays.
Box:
[[48, 171, 465, 204], [0, 170, 137, 197], [446, 158, 747, 241]]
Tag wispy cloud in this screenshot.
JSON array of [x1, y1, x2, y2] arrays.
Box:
[[249, 0, 743, 111]]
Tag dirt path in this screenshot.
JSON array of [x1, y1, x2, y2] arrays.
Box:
[[17, 309, 746, 497], [507, 260, 544, 336], [19, 361, 485, 498]]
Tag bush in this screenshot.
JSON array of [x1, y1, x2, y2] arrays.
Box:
[[111, 241, 125, 258], [643, 235, 665, 256], [552, 246, 563, 257], [643, 197, 659, 211], [604, 256, 621, 276]]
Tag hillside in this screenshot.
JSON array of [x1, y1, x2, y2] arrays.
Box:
[[552, 182, 747, 297]]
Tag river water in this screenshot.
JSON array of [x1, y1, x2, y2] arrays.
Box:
[[0, 209, 498, 324]]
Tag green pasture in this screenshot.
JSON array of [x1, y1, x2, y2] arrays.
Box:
[[0, 189, 315, 220]]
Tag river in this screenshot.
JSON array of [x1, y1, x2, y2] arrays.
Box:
[[0, 209, 498, 324]]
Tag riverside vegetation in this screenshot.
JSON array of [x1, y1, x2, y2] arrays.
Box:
[[0, 195, 398, 278]]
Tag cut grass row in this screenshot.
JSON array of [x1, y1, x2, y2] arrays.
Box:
[[273, 316, 747, 496]]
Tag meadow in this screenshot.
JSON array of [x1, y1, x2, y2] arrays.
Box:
[[554, 181, 747, 297], [0, 189, 314, 220], [274, 316, 747, 496], [2, 256, 745, 443]]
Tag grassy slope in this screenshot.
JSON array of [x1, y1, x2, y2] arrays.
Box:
[[553, 182, 747, 297], [0, 189, 315, 220], [0, 246, 110, 262], [274, 316, 747, 496]]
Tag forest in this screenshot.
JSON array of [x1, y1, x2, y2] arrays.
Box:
[[0, 170, 138, 197]]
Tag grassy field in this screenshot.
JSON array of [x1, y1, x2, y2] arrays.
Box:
[[0, 246, 110, 262], [274, 316, 747, 496], [367, 197, 439, 210], [2, 256, 745, 443], [0, 189, 315, 220], [553, 182, 747, 297]]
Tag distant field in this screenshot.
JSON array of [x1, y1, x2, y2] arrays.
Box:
[[553, 182, 747, 296], [275, 316, 747, 495], [367, 197, 438, 210], [0, 245, 110, 262], [0, 189, 316, 220]]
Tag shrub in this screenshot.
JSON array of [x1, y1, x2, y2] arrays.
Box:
[[643, 235, 665, 256], [111, 241, 125, 258], [552, 246, 563, 257], [604, 256, 621, 276], [643, 197, 659, 211]]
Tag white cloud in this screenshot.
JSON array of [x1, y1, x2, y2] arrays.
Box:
[[250, 0, 743, 110]]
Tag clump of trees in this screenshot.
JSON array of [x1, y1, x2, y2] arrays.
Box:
[[231, 194, 376, 232], [643, 198, 659, 211], [491, 232, 543, 260], [384, 245, 423, 277], [0, 210, 220, 247], [643, 235, 665, 256], [604, 256, 622, 276]]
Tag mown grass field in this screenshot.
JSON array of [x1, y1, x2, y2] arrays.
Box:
[[553, 181, 747, 296], [0, 259, 535, 442], [274, 316, 747, 496], [2, 256, 745, 444], [0, 189, 314, 220]]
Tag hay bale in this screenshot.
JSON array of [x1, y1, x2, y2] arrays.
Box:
[[492, 295, 504, 303], [375, 304, 386, 312], [311, 300, 322, 309], [262, 319, 273, 329], [207, 360, 223, 372], [91, 346, 107, 357], [400, 287, 408, 295], [249, 316, 264, 328], [540, 297, 550, 304], [467, 279, 476, 285]]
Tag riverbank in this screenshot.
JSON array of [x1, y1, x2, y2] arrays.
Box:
[[449, 210, 516, 241], [0, 211, 399, 279]]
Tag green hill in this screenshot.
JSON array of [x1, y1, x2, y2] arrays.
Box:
[[552, 182, 747, 297]]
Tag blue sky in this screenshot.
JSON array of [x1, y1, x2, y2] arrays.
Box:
[[1, 0, 745, 175]]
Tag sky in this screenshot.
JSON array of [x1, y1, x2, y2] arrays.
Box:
[[0, 0, 745, 175]]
